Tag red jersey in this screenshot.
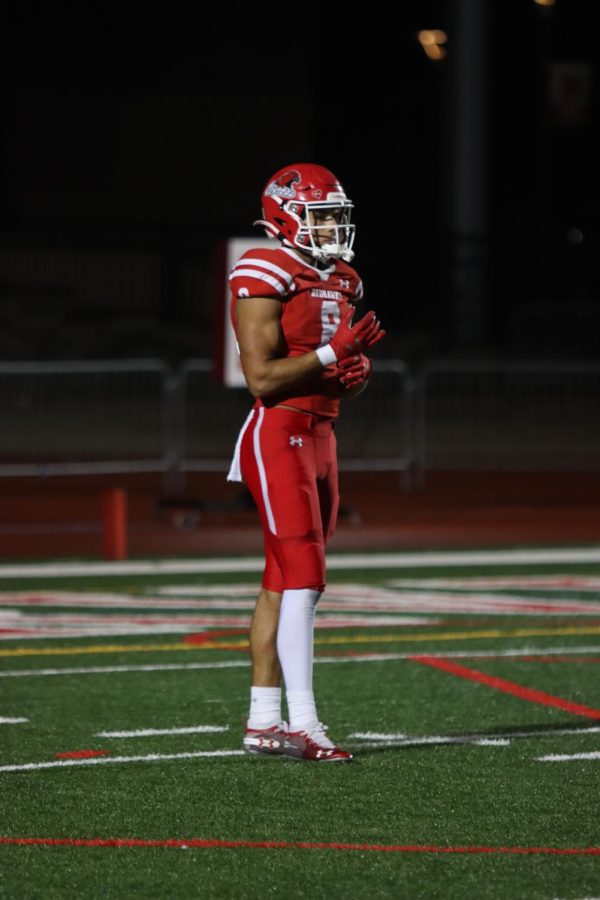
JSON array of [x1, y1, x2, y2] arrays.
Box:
[[229, 246, 364, 418]]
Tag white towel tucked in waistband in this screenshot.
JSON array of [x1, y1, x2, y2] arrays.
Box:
[[226, 408, 255, 483]]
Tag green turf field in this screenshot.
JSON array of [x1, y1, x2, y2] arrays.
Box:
[[2, 548, 600, 899]]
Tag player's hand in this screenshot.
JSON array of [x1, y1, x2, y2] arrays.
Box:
[[329, 307, 385, 362], [338, 354, 372, 389]]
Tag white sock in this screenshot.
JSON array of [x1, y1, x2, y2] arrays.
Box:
[[276, 588, 321, 730], [247, 686, 282, 729], [286, 689, 319, 731]]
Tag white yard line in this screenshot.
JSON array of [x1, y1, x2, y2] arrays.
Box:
[[349, 724, 600, 750], [350, 731, 408, 740], [2, 645, 600, 678], [6, 587, 600, 616], [0, 611, 437, 641], [390, 576, 600, 592], [2, 547, 600, 579], [0, 717, 29, 724], [0, 749, 245, 773], [3, 725, 599, 773], [0, 660, 251, 678], [538, 752, 600, 762], [96, 726, 229, 738]]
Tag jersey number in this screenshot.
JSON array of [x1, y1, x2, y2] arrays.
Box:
[[319, 300, 341, 347]]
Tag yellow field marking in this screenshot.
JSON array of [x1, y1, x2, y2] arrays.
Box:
[[2, 625, 600, 659], [316, 625, 600, 646], [0, 641, 244, 658]]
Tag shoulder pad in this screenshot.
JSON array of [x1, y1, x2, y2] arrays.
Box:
[[229, 248, 296, 299]]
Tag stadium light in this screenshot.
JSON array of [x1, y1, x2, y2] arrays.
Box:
[[417, 29, 448, 61]]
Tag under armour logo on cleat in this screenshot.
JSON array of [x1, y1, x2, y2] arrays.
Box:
[[289, 436, 303, 447]]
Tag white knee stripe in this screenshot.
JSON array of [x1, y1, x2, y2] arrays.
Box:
[[253, 407, 277, 535]]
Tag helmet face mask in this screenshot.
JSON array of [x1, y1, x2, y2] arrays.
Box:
[[255, 164, 356, 263], [292, 202, 355, 262]]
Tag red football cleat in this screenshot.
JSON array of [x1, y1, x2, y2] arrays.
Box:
[[282, 723, 352, 762], [243, 722, 287, 756]]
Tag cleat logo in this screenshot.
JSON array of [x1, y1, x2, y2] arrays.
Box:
[[289, 436, 303, 447]]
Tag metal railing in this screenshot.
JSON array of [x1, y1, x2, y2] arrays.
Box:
[[0, 360, 170, 476], [2, 358, 598, 486], [179, 359, 414, 474], [416, 360, 600, 474], [0, 359, 415, 483]]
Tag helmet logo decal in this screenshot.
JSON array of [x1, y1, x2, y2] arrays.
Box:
[[265, 169, 301, 200], [311, 189, 323, 199]]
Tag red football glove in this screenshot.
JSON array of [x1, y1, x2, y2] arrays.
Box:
[[329, 307, 385, 362], [338, 354, 372, 389]]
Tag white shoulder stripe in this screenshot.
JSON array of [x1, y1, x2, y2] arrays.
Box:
[[229, 269, 289, 296], [231, 258, 295, 287]]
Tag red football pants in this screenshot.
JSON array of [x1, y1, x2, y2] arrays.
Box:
[[240, 406, 339, 593]]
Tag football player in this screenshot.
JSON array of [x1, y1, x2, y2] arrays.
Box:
[[227, 164, 385, 761]]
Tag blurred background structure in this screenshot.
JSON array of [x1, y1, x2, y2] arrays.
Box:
[[1, 0, 599, 558]]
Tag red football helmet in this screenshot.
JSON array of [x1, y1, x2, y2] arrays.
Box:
[[255, 163, 355, 263]]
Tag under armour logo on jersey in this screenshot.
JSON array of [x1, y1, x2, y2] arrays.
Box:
[[338, 278, 350, 289], [289, 436, 303, 447]]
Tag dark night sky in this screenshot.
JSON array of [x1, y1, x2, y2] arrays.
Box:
[[0, 2, 598, 362]]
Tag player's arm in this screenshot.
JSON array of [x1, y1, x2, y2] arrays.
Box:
[[236, 297, 324, 399], [237, 297, 385, 400]]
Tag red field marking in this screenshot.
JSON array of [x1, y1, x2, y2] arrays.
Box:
[[314, 650, 394, 658], [54, 750, 112, 760], [183, 629, 248, 644], [411, 656, 600, 720], [515, 656, 600, 664], [1, 837, 600, 855]]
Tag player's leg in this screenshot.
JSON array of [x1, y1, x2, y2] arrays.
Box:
[[239, 413, 286, 751], [249, 587, 282, 687], [280, 420, 351, 761], [238, 408, 324, 731], [282, 426, 339, 726], [279, 420, 340, 713], [277, 587, 321, 727], [270, 416, 349, 758], [245, 587, 288, 753], [317, 424, 340, 548], [241, 408, 349, 760]]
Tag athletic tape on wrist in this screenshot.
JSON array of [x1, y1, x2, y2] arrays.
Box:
[[316, 344, 337, 367]]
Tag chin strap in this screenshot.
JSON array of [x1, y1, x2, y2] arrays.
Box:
[[253, 218, 279, 239], [319, 244, 355, 263]]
